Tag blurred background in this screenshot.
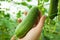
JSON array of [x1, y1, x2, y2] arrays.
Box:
[[0, 0, 60, 40]]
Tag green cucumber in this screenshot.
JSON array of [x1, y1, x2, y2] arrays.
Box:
[[15, 6, 39, 38], [58, 0, 60, 20], [49, 0, 58, 19]]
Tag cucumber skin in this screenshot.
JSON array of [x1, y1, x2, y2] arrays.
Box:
[[49, 0, 58, 19], [15, 6, 39, 38], [58, 0, 60, 20]]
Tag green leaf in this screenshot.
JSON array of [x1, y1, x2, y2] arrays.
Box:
[[21, 2, 28, 6], [14, 2, 21, 5], [44, 0, 49, 2], [6, 8, 10, 11], [27, 5, 32, 9], [0, 3, 1, 6], [0, 10, 5, 18], [4, 13, 10, 19], [0, 0, 5, 1], [27, 0, 31, 2], [6, 0, 12, 2], [16, 11, 21, 18]]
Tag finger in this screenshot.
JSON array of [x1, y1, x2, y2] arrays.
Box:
[[33, 11, 42, 27], [36, 11, 42, 24], [36, 15, 46, 28], [38, 11, 42, 19], [35, 11, 42, 25], [22, 16, 46, 40]]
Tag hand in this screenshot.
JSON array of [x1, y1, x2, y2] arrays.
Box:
[[11, 11, 46, 40]]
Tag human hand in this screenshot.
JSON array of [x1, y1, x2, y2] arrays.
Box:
[[11, 11, 46, 40]]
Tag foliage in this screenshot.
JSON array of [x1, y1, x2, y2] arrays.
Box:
[[14, 1, 32, 9], [0, 0, 60, 40], [0, 10, 18, 40]]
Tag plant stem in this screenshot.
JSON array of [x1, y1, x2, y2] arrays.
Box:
[[58, 0, 60, 20], [38, 0, 40, 5]]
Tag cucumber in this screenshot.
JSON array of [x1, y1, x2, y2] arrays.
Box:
[[58, 0, 60, 20], [49, 0, 58, 19], [15, 6, 39, 38]]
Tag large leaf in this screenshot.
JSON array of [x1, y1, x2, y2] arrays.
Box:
[[0, 10, 5, 18], [6, 0, 12, 2], [27, 5, 32, 9], [21, 2, 28, 6], [0, 0, 5, 1], [0, 18, 18, 40], [26, 0, 32, 2], [44, 0, 49, 2], [16, 11, 21, 18]]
